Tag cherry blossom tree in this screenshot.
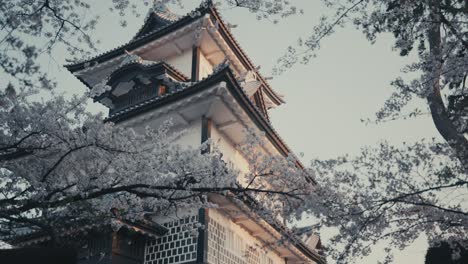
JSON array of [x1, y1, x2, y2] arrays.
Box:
[[0, 86, 312, 242], [2, 0, 468, 263], [0, 0, 311, 246], [275, 0, 468, 165], [265, 0, 468, 263]]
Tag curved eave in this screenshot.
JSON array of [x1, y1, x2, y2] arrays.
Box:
[[108, 61, 189, 84], [220, 193, 326, 264], [132, 12, 175, 40], [208, 7, 285, 105], [74, 61, 189, 93], [64, 5, 211, 73]]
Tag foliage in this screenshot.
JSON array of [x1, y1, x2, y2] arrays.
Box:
[[306, 140, 468, 262], [2, 0, 468, 263], [274, 0, 468, 163], [0, 0, 312, 245], [267, 0, 468, 262], [0, 86, 312, 240]]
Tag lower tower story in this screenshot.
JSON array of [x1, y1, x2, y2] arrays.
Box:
[[144, 195, 323, 264]]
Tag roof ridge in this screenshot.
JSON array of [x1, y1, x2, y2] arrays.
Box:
[[105, 59, 189, 84], [64, 2, 212, 69], [131, 4, 181, 40]]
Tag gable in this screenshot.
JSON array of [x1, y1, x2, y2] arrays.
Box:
[[133, 13, 173, 39]]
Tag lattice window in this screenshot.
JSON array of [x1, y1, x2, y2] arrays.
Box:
[[144, 215, 199, 264], [207, 216, 275, 264], [208, 218, 245, 264]]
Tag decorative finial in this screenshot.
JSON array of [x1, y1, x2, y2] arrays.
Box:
[[200, 0, 213, 8], [152, 0, 166, 12], [212, 58, 230, 73]]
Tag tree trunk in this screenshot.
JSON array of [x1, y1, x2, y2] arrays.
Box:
[[427, 2, 468, 167]]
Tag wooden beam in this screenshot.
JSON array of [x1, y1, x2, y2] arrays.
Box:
[[218, 120, 238, 130], [232, 216, 249, 223], [172, 42, 183, 55], [205, 50, 222, 60], [251, 230, 264, 237]]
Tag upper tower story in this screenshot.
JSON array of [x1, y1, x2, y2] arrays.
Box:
[[65, 1, 284, 122]]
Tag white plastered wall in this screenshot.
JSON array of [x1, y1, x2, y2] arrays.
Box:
[[199, 52, 213, 80], [166, 49, 192, 78], [210, 124, 250, 179], [171, 119, 202, 149]]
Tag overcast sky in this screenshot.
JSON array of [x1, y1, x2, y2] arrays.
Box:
[[41, 0, 442, 262]]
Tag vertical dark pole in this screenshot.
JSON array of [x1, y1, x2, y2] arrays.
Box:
[[191, 46, 201, 82], [199, 116, 211, 262], [196, 208, 207, 264], [201, 115, 211, 153]]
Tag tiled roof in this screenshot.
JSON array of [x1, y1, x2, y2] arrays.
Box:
[[296, 225, 314, 236], [64, 1, 284, 105], [64, 3, 209, 69], [131, 6, 181, 40], [5, 218, 168, 246], [107, 57, 189, 82], [78, 59, 189, 94]]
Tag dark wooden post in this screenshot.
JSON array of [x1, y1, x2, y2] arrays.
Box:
[[201, 116, 211, 153], [196, 208, 208, 264], [191, 46, 201, 82]]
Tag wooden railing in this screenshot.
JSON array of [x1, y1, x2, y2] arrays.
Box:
[[111, 85, 160, 114]]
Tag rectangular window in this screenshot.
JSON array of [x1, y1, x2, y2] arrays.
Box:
[[158, 85, 167, 96]]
